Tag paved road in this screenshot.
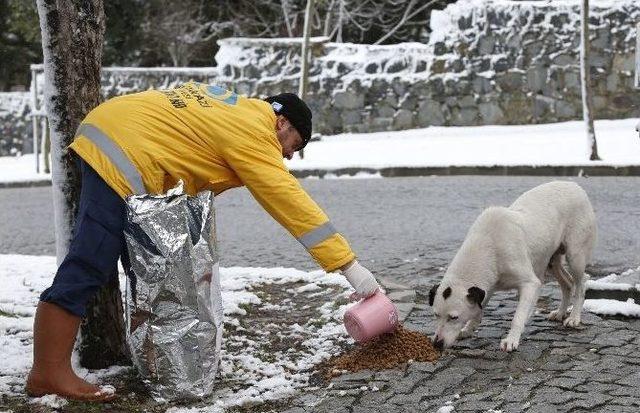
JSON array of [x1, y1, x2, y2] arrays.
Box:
[[1, 176, 639, 412], [1, 176, 638, 283], [281, 291, 640, 413]]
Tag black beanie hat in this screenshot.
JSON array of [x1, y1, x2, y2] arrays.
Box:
[[265, 93, 313, 148]]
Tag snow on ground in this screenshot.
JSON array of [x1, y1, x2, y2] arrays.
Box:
[[584, 266, 640, 318], [586, 266, 640, 291], [213, 266, 352, 408], [2, 118, 639, 184], [28, 394, 69, 409], [0, 254, 353, 410], [0, 154, 50, 184], [323, 171, 383, 179], [583, 299, 640, 318], [286, 119, 640, 171], [3, 254, 640, 410], [435, 394, 460, 413]]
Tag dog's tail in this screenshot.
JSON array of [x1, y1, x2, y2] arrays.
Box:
[[550, 246, 573, 289], [555, 264, 573, 289]]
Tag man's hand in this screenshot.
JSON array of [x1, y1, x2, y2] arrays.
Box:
[[341, 260, 380, 299]]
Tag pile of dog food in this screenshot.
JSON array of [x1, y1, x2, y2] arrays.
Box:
[[326, 325, 439, 377]]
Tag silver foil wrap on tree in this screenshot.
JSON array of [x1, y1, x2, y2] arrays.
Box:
[[123, 183, 224, 401]]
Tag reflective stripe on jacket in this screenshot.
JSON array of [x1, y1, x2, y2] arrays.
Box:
[[69, 82, 355, 272]]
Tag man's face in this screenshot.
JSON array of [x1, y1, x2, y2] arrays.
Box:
[[275, 116, 303, 160]]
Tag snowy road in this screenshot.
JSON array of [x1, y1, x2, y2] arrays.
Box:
[[0, 175, 638, 283]]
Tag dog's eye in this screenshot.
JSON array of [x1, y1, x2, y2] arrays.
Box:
[[434, 312, 440, 318], [449, 315, 459, 321]]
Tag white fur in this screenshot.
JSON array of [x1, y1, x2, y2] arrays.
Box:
[[431, 181, 597, 352]]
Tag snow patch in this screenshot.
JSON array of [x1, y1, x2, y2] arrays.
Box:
[[586, 266, 640, 291], [584, 298, 640, 317], [323, 171, 383, 180], [285, 118, 640, 171], [0, 254, 353, 409], [28, 394, 68, 409]]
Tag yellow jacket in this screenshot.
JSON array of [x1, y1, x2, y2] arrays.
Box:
[[69, 82, 355, 272]]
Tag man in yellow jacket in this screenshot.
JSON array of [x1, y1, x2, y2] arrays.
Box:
[[26, 82, 380, 401]]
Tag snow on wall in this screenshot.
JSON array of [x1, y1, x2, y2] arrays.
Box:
[[1, 0, 639, 155], [213, 0, 640, 134]]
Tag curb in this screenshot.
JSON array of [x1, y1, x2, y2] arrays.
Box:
[[0, 180, 52, 189], [2, 165, 640, 189], [291, 165, 640, 178], [586, 288, 640, 302]]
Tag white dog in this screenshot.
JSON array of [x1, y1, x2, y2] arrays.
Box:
[[429, 181, 596, 352]]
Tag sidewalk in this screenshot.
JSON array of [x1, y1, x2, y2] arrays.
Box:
[[0, 254, 416, 412], [2, 118, 639, 188], [3, 254, 639, 413]]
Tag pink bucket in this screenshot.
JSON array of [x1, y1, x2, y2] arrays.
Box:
[[344, 290, 399, 342]]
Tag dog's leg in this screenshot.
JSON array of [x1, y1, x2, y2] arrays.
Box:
[[565, 252, 587, 328], [459, 314, 482, 338], [501, 279, 541, 352], [548, 257, 572, 322]]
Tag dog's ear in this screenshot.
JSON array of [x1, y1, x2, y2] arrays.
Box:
[[442, 287, 451, 299], [428, 284, 440, 306], [467, 287, 485, 309]]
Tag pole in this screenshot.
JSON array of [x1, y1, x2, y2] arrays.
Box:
[[580, 0, 600, 161], [298, 0, 315, 159], [635, 22, 640, 89], [31, 66, 40, 173]]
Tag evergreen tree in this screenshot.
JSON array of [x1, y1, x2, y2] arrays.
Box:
[[103, 0, 146, 66]]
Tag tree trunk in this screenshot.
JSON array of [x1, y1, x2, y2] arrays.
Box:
[[580, 0, 600, 161], [80, 276, 129, 368], [36, 0, 129, 369]]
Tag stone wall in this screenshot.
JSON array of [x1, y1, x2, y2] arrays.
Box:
[[1, 0, 639, 155], [0, 68, 218, 156], [214, 0, 640, 134]]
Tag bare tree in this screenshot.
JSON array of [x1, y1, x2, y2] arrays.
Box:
[[221, 0, 305, 38], [374, 0, 438, 45], [36, 0, 129, 368], [282, 0, 295, 37], [317, 0, 434, 44], [142, 0, 235, 66], [211, 0, 439, 45], [580, 0, 600, 161]]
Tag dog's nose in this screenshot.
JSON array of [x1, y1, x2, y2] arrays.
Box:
[[434, 338, 444, 351]]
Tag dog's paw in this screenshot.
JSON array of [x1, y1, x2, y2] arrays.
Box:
[[563, 315, 581, 328], [458, 328, 475, 339], [500, 336, 520, 352], [548, 309, 566, 321]]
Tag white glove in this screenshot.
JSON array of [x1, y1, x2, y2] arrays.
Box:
[[342, 260, 380, 299]]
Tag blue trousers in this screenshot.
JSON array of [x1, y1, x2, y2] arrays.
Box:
[[40, 159, 130, 317]]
